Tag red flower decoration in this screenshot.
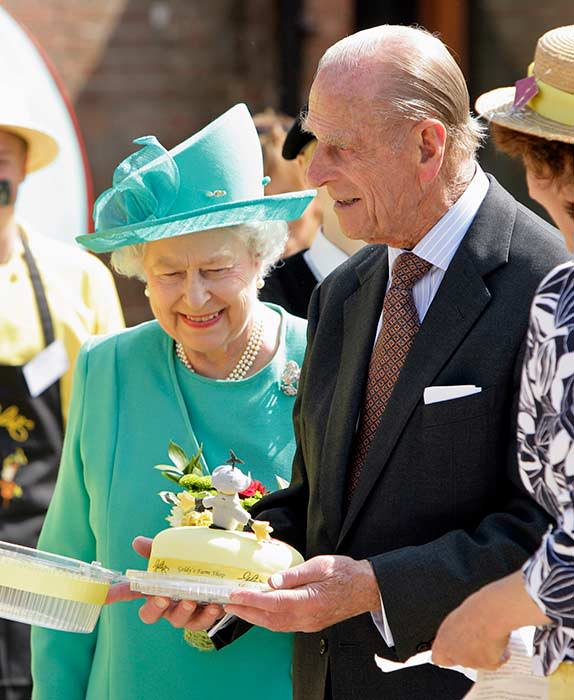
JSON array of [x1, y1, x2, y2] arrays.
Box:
[[239, 479, 267, 497]]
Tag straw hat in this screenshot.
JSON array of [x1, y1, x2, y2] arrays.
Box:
[[0, 93, 59, 172], [475, 25, 574, 144], [77, 104, 316, 253]]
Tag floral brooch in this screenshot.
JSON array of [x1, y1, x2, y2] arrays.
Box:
[[280, 360, 300, 396]]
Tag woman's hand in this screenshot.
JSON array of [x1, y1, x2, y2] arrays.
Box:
[[104, 536, 154, 605], [106, 535, 225, 630], [432, 570, 550, 671], [431, 587, 511, 671]]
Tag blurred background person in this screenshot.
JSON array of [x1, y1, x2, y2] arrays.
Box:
[[432, 25, 574, 685], [254, 108, 321, 258], [259, 109, 364, 317], [0, 104, 124, 700]]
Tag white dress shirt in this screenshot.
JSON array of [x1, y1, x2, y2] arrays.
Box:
[[304, 228, 349, 282], [372, 164, 489, 646]]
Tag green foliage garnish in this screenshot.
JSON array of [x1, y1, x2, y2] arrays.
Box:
[[179, 474, 213, 491], [183, 629, 215, 651], [241, 494, 264, 509]]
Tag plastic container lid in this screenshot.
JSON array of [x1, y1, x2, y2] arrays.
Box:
[[126, 569, 269, 605], [0, 540, 123, 633]]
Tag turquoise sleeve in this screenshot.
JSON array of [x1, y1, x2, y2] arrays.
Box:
[[31, 344, 99, 699]]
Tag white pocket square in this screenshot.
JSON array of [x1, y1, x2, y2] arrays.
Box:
[[423, 385, 482, 405]]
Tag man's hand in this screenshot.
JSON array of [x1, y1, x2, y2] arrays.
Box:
[[105, 535, 224, 630], [224, 555, 380, 633]]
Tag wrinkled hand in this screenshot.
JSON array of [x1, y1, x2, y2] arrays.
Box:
[[105, 535, 224, 631], [432, 589, 511, 671], [225, 555, 380, 633]]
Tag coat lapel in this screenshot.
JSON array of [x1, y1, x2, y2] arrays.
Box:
[[318, 247, 389, 542], [336, 177, 517, 547]]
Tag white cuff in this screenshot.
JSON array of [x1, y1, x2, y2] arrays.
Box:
[[370, 591, 395, 647]]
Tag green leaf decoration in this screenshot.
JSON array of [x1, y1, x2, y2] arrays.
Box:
[[168, 441, 188, 471], [154, 464, 183, 475], [155, 469, 184, 482], [158, 491, 179, 505], [162, 471, 183, 485], [275, 475, 289, 490], [184, 443, 206, 476]]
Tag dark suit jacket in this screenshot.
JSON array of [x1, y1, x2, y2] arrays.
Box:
[[219, 178, 570, 699], [260, 250, 318, 318]]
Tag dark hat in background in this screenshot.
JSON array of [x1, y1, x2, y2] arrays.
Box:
[[282, 105, 315, 160]]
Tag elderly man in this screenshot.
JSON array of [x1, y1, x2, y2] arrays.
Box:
[[134, 24, 569, 700]]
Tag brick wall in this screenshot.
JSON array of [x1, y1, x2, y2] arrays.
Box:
[[301, 0, 353, 104], [2, 0, 352, 323], [3, 0, 572, 321]]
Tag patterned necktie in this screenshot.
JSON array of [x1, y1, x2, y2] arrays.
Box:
[[347, 252, 432, 497]]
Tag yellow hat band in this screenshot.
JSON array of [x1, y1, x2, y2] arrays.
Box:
[[527, 63, 574, 126]]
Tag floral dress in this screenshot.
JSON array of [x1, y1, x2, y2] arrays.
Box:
[[517, 261, 574, 676]]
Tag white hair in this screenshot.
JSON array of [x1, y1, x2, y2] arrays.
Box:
[[110, 221, 288, 282], [317, 25, 485, 178]]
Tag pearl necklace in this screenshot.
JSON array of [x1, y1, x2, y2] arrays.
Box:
[[175, 318, 264, 381]]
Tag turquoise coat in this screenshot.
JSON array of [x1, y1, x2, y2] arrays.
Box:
[[31, 308, 306, 699]]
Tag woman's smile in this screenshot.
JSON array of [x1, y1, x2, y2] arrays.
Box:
[[179, 310, 224, 328]]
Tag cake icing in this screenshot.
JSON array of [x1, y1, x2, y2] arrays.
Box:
[[148, 526, 304, 584]]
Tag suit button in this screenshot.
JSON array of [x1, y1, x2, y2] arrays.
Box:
[[319, 638, 328, 655], [416, 641, 432, 653]]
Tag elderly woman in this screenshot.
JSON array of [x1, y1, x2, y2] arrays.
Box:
[[31, 104, 315, 699], [432, 26, 574, 685]]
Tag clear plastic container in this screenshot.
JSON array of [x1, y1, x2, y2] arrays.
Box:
[[125, 569, 269, 605], [0, 540, 122, 633]]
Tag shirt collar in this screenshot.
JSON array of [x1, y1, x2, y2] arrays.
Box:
[[388, 164, 489, 275], [303, 228, 349, 282]]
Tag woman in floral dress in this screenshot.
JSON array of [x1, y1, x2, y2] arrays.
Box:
[[432, 25, 574, 683]]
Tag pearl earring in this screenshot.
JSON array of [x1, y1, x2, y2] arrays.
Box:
[[144, 285, 150, 298], [256, 277, 265, 290]]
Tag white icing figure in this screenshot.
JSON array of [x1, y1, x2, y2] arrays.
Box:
[[203, 466, 251, 531], [200, 451, 272, 540]]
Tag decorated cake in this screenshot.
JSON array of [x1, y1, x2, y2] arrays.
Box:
[[126, 445, 304, 606], [151, 526, 302, 584]]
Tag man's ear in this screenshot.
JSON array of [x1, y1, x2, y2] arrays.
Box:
[[414, 119, 447, 185]]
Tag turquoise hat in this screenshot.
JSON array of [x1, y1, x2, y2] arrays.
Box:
[[77, 104, 316, 253]]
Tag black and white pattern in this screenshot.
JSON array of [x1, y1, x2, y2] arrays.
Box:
[[517, 261, 574, 676]]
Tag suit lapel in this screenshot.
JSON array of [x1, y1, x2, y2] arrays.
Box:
[[336, 177, 517, 547], [318, 247, 389, 542]]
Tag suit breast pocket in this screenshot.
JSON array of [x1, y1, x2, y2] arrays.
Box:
[[418, 386, 499, 520], [421, 386, 497, 427]]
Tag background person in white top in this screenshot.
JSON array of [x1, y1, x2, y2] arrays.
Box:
[[260, 112, 363, 317]]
